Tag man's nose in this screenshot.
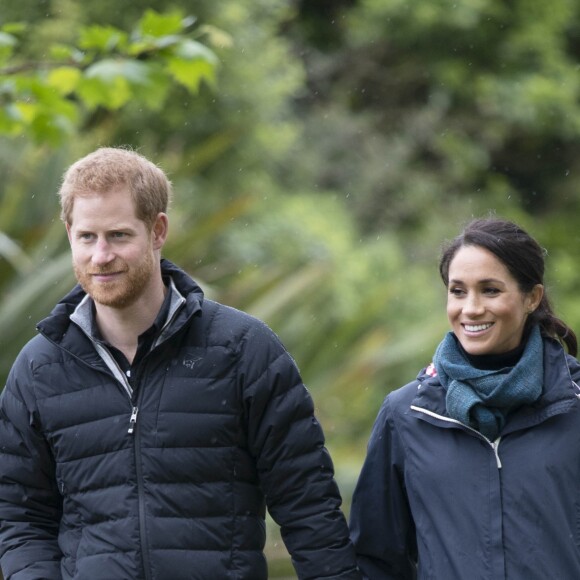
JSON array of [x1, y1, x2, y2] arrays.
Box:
[[91, 238, 114, 265]]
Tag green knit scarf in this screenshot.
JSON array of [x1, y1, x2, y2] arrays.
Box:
[[433, 325, 543, 441]]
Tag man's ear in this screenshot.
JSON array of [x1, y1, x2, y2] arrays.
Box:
[[152, 213, 169, 250], [65, 222, 72, 244]]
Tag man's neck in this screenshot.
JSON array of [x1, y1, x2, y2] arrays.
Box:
[[94, 281, 167, 364]]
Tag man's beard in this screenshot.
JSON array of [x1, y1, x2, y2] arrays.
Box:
[[74, 251, 155, 309]]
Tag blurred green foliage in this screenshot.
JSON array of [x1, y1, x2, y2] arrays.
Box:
[[0, 9, 217, 143], [2, 0, 580, 576]]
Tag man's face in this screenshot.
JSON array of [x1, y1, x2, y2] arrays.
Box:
[[66, 187, 158, 309]]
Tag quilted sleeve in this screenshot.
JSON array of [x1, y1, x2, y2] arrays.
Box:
[[0, 351, 63, 580], [240, 319, 361, 580]]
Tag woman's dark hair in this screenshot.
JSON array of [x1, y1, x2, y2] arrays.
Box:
[[439, 217, 577, 356]]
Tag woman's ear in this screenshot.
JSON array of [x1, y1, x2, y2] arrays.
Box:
[[527, 284, 544, 313]]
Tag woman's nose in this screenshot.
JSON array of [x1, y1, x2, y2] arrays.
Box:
[[463, 293, 485, 315]]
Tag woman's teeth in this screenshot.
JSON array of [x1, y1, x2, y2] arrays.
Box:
[[464, 323, 492, 332]]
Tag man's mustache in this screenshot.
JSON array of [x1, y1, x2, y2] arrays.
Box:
[[86, 264, 128, 275]]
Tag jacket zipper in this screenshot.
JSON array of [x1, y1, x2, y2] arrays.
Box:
[[74, 333, 150, 577], [128, 367, 153, 580], [128, 406, 139, 434], [93, 341, 133, 399], [410, 405, 503, 468]]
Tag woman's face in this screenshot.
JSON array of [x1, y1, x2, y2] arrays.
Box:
[[446, 245, 543, 355]]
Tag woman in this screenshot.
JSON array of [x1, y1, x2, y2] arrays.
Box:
[[350, 217, 580, 579]]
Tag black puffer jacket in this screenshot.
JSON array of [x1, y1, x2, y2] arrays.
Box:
[[0, 260, 359, 580]]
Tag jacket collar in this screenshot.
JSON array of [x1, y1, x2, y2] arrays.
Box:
[[36, 259, 204, 354], [411, 338, 580, 435]]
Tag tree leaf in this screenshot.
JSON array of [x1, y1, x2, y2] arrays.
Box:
[[167, 57, 216, 91], [47, 67, 82, 95], [78, 25, 128, 52], [137, 9, 185, 38], [76, 75, 132, 110], [174, 39, 218, 63], [84, 58, 150, 84]]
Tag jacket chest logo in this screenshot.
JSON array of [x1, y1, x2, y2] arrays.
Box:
[[183, 355, 202, 369]]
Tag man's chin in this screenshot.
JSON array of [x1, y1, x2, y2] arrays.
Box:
[[88, 286, 136, 309], [93, 297, 136, 309]]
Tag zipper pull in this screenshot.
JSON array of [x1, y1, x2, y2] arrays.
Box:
[[491, 437, 502, 469], [128, 406, 139, 434]]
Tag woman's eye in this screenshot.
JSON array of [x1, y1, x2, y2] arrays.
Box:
[[449, 287, 464, 296], [483, 287, 500, 295]]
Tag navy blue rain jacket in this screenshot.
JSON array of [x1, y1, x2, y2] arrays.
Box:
[[350, 337, 580, 579], [0, 260, 360, 580]]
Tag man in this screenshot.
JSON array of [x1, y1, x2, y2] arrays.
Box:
[[0, 147, 360, 579]]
